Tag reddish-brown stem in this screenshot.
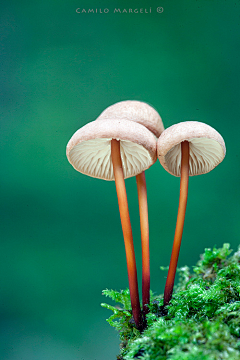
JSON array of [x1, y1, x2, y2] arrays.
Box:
[[111, 139, 142, 330], [164, 141, 189, 306], [136, 172, 150, 319]]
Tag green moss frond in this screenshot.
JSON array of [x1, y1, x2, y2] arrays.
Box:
[[101, 289, 140, 344]]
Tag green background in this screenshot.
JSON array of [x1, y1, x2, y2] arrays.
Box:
[[1, 0, 239, 359]]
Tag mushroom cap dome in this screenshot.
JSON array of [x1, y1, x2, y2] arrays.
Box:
[[97, 100, 164, 138], [67, 118, 157, 180], [157, 121, 226, 177]]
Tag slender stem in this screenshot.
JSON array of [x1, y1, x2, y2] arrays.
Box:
[[164, 141, 189, 306], [111, 139, 142, 329], [136, 172, 150, 319]]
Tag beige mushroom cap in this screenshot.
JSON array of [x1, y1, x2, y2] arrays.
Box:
[[157, 121, 226, 177], [67, 118, 157, 180], [97, 100, 164, 138]]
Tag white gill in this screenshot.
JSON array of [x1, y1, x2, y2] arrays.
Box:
[[69, 138, 152, 180], [165, 138, 224, 176]]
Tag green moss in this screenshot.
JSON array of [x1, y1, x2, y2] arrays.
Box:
[[101, 244, 240, 359]]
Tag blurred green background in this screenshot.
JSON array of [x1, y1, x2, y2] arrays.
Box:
[[1, 0, 240, 359]]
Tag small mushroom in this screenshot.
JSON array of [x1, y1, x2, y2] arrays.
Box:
[[97, 100, 164, 317], [97, 100, 163, 138], [67, 105, 160, 329], [157, 121, 226, 305]]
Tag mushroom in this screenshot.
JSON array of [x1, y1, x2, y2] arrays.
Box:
[[157, 121, 226, 305], [97, 100, 164, 317], [66, 102, 162, 329], [97, 100, 163, 138]]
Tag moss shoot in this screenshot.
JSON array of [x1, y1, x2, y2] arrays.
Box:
[[101, 244, 240, 359]]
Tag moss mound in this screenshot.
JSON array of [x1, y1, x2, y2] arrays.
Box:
[[101, 244, 240, 359]]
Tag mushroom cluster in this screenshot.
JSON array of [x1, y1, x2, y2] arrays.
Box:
[[66, 101, 226, 330], [67, 101, 164, 329]]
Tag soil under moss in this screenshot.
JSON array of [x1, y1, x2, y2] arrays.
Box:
[[102, 244, 240, 360]]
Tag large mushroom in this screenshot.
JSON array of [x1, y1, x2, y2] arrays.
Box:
[[157, 121, 226, 305], [97, 101, 164, 317], [67, 101, 163, 329]]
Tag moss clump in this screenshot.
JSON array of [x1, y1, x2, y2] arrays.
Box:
[[101, 244, 240, 359]]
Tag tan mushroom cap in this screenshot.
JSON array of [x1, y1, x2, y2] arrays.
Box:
[[97, 100, 164, 138], [67, 118, 157, 181], [157, 121, 226, 177]]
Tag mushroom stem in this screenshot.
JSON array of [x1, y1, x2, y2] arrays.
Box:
[[136, 172, 150, 318], [164, 141, 189, 306], [111, 139, 142, 330]]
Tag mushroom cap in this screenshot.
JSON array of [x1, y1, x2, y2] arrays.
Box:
[[97, 100, 164, 138], [66, 118, 157, 180], [157, 121, 226, 177]]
